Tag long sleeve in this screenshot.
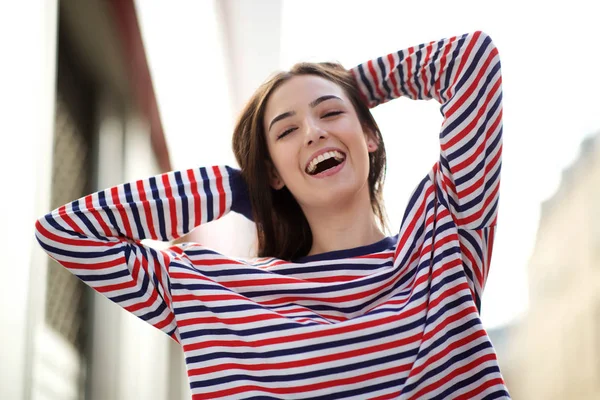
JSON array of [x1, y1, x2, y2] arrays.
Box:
[[351, 31, 503, 310], [34, 165, 250, 339], [351, 30, 502, 230]]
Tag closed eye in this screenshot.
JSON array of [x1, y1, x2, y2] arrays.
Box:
[[277, 127, 297, 140], [276, 111, 343, 140], [322, 111, 344, 118]]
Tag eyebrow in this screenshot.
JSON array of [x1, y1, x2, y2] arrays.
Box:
[[268, 95, 342, 132]]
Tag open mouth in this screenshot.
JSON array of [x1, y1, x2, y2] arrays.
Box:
[[305, 150, 346, 176]]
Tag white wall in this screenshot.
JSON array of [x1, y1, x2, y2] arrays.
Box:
[[0, 1, 59, 399]]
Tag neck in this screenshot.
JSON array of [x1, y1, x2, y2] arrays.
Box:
[[303, 189, 385, 257]]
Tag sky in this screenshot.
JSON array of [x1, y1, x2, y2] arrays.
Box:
[[135, 0, 600, 329]]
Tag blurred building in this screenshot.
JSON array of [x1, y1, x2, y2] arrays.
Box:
[[509, 132, 600, 400], [1, 1, 285, 399], [2, 0, 185, 399]]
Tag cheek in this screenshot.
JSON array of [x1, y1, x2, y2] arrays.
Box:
[[270, 143, 301, 179]]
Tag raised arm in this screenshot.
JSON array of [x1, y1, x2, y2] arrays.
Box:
[[34, 165, 250, 340], [351, 30, 503, 230]]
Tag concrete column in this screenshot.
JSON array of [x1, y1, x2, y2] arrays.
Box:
[[86, 92, 126, 400]]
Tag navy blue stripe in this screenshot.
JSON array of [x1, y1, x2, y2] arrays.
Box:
[[457, 162, 501, 219], [37, 238, 124, 259], [184, 248, 221, 257], [395, 198, 436, 270], [149, 177, 168, 241], [110, 271, 150, 304], [191, 345, 417, 389], [417, 317, 482, 361], [78, 268, 130, 282], [299, 375, 407, 400], [272, 260, 394, 277], [375, 56, 394, 101], [481, 197, 499, 228], [146, 247, 162, 292], [71, 199, 103, 240], [43, 213, 87, 239], [98, 190, 125, 238], [440, 62, 495, 142], [240, 231, 441, 304], [174, 171, 189, 233], [404, 340, 492, 394], [434, 365, 501, 400], [482, 390, 511, 400], [451, 33, 488, 97], [138, 298, 168, 322], [200, 167, 214, 222], [428, 40, 444, 100], [438, 35, 466, 112], [123, 183, 146, 239], [422, 291, 473, 328], [447, 86, 502, 167], [395, 49, 409, 97], [186, 315, 425, 365], [356, 64, 377, 105], [399, 173, 430, 232], [458, 228, 484, 263], [179, 268, 454, 341], [413, 43, 424, 99]]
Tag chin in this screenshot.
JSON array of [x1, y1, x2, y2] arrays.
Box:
[[301, 176, 368, 209]]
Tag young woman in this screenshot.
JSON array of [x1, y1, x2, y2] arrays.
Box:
[[36, 31, 507, 399]]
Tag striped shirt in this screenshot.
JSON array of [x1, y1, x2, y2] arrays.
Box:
[[35, 30, 508, 399]]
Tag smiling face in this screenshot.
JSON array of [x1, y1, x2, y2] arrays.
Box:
[[263, 75, 378, 210]]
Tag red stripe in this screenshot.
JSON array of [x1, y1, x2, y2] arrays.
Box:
[[137, 179, 157, 240], [408, 353, 496, 399], [421, 42, 433, 96], [159, 250, 172, 309], [161, 174, 179, 238], [435, 37, 454, 100], [189, 330, 422, 377], [153, 309, 175, 330], [95, 276, 137, 293], [85, 195, 113, 237], [35, 220, 119, 248], [454, 377, 505, 400], [386, 53, 401, 98], [212, 166, 227, 218], [394, 184, 434, 261], [350, 68, 370, 106], [111, 187, 133, 239], [187, 169, 202, 227], [486, 226, 495, 279], [56, 205, 84, 237], [410, 327, 486, 378], [367, 60, 386, 101], [460, 239, 484, 288], [404, 47, 418, 99], [124, 283, 160, 313], [422, 303, 479, 344], [61, 255, 125, 271], [183, 299, 429, 353], [456, 177, 499, 226], [193, 361, 412, 399]]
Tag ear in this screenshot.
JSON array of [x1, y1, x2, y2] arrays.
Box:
[[267, 160, 285, 190], [364, 127, 379, 153]]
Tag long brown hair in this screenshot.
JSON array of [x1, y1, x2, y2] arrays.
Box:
[[232, 62, 387, 261]]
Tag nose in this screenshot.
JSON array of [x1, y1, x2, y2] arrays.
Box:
[[304, 119, 328, 147]]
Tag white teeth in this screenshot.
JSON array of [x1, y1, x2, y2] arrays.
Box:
[[306, 150, 346, 174]]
